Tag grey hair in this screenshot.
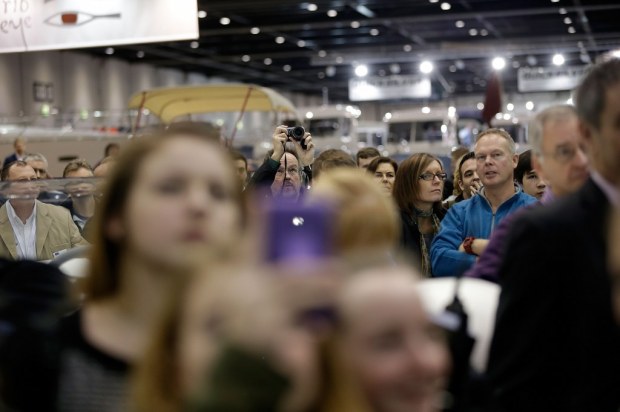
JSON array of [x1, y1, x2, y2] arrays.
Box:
[[475, 128, 516, 154], [528, 105, 578, 155], [24, 153, 49, 168], [574, 58, 620, 130]]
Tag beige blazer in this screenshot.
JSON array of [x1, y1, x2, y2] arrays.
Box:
[[0, 200, 89, 261]]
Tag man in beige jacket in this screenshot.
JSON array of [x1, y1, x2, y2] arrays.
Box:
[[0, 161, 88, 261]]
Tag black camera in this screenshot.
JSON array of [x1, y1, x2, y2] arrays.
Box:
[[286, 126, 308, 150]]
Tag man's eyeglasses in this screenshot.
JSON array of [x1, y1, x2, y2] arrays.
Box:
[[276, 167, 300, 176], [419, 172, 448, 181], [542, 144, 586, 164]]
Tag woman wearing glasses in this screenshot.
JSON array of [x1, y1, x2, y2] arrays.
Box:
[[393, 153, 447, 276]]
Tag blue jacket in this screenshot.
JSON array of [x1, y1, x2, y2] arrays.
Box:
[[430, 186, 536, 277]]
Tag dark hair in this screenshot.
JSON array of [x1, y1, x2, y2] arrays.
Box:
[[366, 156, 398, 175], [83, 122, 246, 301], [1, 161, 30, 181], [393, 153, 444, 215], [230, 150, 247, 168], [457, 152, 476, 175], [575, 58, 620, 130], [314, 149, 356, 180], [63, 159, 93, 178], [356, 147, 381, 164], [104, 143, 120, 157], [514, 150, 534, 185]]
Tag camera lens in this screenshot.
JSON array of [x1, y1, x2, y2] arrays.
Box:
[[287, 126, 305, 141]]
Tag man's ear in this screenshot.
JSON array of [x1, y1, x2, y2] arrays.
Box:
[[458, 179, 465, 192], [512, 153, 519, 169]]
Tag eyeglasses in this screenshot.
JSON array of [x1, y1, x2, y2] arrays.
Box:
[[541, 144, 586, 164], [276, 167, 300, 176], [419, 172, 448, 181]]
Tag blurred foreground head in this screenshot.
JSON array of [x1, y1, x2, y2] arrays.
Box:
[[83, 122, 246, 301]]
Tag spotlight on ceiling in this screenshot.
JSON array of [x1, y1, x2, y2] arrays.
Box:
[[420, 60, 434, 74], [492, 57, 506, 70], [355, 64, 369, 77], [552, 53, 565, 66]]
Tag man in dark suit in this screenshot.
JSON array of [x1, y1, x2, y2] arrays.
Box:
[[2, 138, 26, 168], [486, 58, 620, 411]]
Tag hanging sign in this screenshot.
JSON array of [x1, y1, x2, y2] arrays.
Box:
[[0, 0, 198, 53], [518, 66, 589, 92], [349, 75, 432, 101]]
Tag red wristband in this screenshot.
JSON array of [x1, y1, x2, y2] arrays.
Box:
[[463, 236, 476, 255]]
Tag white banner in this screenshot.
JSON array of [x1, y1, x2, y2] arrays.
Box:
[[518, 66, 589, 92], [0, 0, 198, 53], [349, 75, 432, 101]]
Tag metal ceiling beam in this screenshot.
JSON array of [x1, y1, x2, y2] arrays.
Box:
[[197, 4, 620, 37]]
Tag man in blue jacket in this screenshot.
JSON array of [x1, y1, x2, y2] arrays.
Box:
[[430, 128, 536, 277]]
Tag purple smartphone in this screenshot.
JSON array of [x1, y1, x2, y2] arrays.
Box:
[[265, 201, 334, 263]]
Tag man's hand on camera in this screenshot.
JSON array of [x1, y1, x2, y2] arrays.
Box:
[[294, 133, 315, 167], [270, 125, 289, 162]]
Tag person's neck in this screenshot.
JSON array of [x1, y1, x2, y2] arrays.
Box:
[[413, 201, 433, 217], [9, 200, 35, 224], [483, 181, 516, 211], [73, 196, 96, 218], [85, 255, 177, 361]]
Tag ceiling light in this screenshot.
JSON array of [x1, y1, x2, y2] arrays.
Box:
[[440, 2, 451, 11], [355, 65, 369, 77], [219, 17, 230, 25], [449, 65, 457, 72], [403, 44, 412, 52], [351, 21, 360, 28], [525, 101, 535, 111], [306, 3, 318, 11], [420, 60, 434, 74], [566, 97, 574, 105], [105, 47, 114, 55], [552, 53, 565, 65], [327, 9, 338, 17], [136, 51, 145, 58], [384, 112, 392, 120], [469, 28, 478, 36], [190, 42, 199, 49], [611, 49, 620, 58], [264, 58, 272, 65], [455, 20, 465, 28], [197, 10, 207, 19], [564, 17, 572, 24], [559, 8, 567, 14], [297, 40, 306, 47], [283, 65, 292, 72], [551, 0, 559, 2], [492, 57, 506, 70], [422, 106, 431, 114], [455, 59, 465, 69], [390, 63, 401, 74], [306, 111, 314, 119], [480, 29, 488, 36], [250, 27, 260, 34], [318, 50, 327, 57], [568, 26, 576, 33], [275, 36, 285, 44], [580, 53, 591, 63], [370, 28, 379, 36], [336, 56, 344, 64], [326, 66, 336, 77], [241, 55, 250, 62], [507, 103, 514, 111], [477, 102, 485, 110], [527, 55, 538, 66], [503, 113, 511, 120], [429, 0, 439, 3]]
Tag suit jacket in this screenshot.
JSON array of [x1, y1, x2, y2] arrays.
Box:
[[486, 178, 620, 411], [2, 153, 19, 168], [0, 200, 88, 261]]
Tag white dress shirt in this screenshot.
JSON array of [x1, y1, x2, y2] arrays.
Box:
[[5, 201, 37, 259]]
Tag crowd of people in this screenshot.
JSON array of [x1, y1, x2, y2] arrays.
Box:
[[0, 59, 619, 412]]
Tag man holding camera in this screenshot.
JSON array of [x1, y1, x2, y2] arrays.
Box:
[[248, 125, 314, 202]]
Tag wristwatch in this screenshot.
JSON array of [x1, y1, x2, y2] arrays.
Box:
[[463, 236, 477, 255]]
